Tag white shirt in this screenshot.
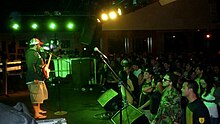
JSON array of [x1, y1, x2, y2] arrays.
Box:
[[202, 87, 219, 118]]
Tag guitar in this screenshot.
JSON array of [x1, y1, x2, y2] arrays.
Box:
[[42, 53, 52, 79]]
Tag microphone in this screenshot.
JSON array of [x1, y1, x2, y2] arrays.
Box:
[[94, 47, 107, 59]]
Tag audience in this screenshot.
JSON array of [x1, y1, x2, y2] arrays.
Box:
[[96, 51, 220, 123]]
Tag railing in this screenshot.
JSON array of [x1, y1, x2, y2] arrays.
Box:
[[0, 60, 23, 96], [0, 61, 22, 72]]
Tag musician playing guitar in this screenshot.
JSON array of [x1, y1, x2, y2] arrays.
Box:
[[25, 38, 49, 119]]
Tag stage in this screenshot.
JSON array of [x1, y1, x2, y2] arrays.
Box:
[[0, 84, 112, 124]]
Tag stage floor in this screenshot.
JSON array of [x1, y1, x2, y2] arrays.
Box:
[[0, 83, 112, 124]]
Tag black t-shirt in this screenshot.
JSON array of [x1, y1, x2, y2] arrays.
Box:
[[150, 91, 162, 114], [186, 98, 211, 124], [25, 49, 45, 82]]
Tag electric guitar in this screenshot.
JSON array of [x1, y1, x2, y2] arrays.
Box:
[[42, 53, 52, 79]]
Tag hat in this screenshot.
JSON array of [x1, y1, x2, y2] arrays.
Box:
[[29, 38, 43, 45], [121, 59, 129, 67]]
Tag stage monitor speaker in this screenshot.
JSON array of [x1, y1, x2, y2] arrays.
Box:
[[159, 0, 176, 6], [111, 104, 149, 124], [97, 89, 119, 111]]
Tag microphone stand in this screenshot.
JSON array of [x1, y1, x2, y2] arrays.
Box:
[[99, 54, 129, 124], [50, 52, 68, 116]]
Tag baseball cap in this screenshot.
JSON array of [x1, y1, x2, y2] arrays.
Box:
[[29, 38, 43, 45]]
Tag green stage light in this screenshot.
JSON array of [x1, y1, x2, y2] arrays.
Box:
[[49, 22, 56, 30], [67, 22, 75, 30], [12, 23, 19, 30], [31, 23, 38, 30]]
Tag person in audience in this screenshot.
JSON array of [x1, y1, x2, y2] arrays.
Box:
[[101, 61, 119, 92], [181, 80, 211, 124], [124, 63, 140, 106], [200, 76, 219, 124], [138, 68, 155, 110], [213, 87, 220, 123], [151, 72, 181, 124], [161, 61, 172, 75], [194, 64, 205, 96], [139, 74, 163, 122], [183, 62, 194, 80], [132, 61, 144, 86], [119, 70, 135, 105], [150, 57, 161, 76], [210, 65, 220, 88]]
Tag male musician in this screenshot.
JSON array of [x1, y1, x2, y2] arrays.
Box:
[[25, 38, 48, 119]]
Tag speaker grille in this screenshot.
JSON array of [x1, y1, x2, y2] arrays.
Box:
[[111, 104, 144, 124], [97, 89, 118, 107]]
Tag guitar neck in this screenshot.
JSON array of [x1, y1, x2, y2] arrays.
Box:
[[47, 53, 53, 66]]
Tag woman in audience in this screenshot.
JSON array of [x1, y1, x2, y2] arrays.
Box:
[[119, 70, 135, 105], [138, 68, 157, 110], [200, 76, 219, 124]]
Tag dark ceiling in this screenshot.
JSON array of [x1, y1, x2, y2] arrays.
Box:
[[0, 0, 157, 32], [2, 0, 106, 16], [1, 0, 156, 15]]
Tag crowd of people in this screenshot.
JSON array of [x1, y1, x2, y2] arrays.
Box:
[[97, 51, 220, 124]]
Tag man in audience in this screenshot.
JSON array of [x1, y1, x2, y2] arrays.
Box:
[[151, 72, 181, 124], [194, 65, 205, 96], [181, 80, 211, 124], [132, 61, 144, 86]]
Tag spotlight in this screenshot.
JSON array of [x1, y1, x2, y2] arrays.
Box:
[[97, 18, 101, 23], [66, 22, 75, 30], [101, 13, 108, 21], [206, 34, 211, 39], [49, 22, 56, 30], [31, 23, 38, 30], [109, 11, 117, 20], [12, 23, 20, 30], [117, 8, 122, 16]]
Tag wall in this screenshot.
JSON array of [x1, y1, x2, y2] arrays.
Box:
[[102, 0, 212, 30], [99, 0, 219, 54]]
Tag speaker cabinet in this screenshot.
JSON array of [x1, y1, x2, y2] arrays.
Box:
[[53, 57, 96, 89], [97, 89, 119, 111], [111, 104, 149, 124], [71, 58, 91, 88]]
